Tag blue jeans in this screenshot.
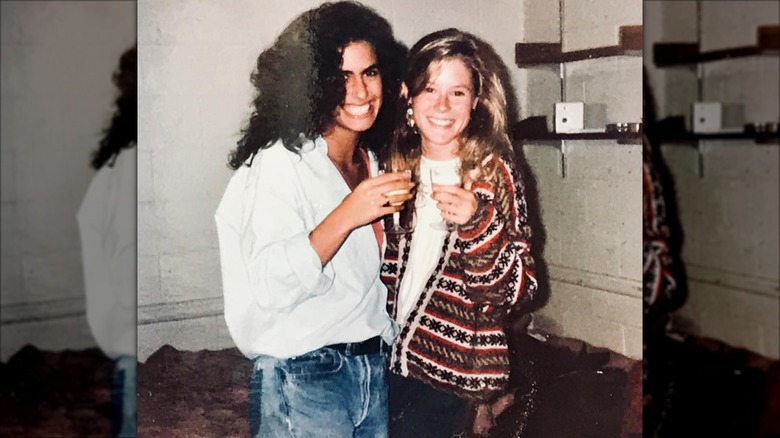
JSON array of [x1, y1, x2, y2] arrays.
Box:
[[111, 355, 137, 437], [249, 347, 388, 438]]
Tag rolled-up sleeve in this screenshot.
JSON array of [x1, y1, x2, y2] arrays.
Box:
[[240, 193, 335, 309], [219, 151, 335, 313]]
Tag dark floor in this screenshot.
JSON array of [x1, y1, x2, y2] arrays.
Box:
[[137, 334, 640, 438], [1, 334, 777, 438], [494, 333, 640, 438], [136, 345, 250, 438], [643, 334, 780, 438], [0, 346, 114, 437]]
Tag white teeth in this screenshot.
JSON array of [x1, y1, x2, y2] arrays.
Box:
[[429, 118, 453, 127], [344, 104, 370, 116]]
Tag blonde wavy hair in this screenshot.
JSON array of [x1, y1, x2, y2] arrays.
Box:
[[386, 28, 515, 187]]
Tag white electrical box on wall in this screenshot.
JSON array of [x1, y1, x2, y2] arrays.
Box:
[[555, 102, 584, 133], [692, 102, 722, 133]]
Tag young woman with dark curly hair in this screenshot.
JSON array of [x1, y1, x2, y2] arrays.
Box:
[[77, 44, 137, 438], [214, 2, 410, 437], [89, 45, 137, 170]]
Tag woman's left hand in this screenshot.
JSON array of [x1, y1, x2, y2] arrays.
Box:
[[430, 184, 478, 225]]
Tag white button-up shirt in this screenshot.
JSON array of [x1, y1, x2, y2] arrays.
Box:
[[215, 136, 397, 359], [77, 146, 137, 359]]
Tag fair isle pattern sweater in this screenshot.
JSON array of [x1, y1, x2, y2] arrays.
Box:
[[642, 137, 681, 316], [381, 155, 538, 401]]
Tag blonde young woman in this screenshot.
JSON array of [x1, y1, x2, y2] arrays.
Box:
[[380, 28, 538, 437]]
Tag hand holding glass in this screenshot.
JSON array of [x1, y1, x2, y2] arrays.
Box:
[[379, 163, 415, 234]]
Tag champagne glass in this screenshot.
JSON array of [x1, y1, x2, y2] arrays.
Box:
[[380, 161, 415, 235], [429, 166, 461, 231]]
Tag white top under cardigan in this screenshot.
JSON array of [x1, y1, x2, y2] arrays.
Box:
[[215, 136, 397, 359], [77, 146, 137, 359], [395, 156, 460, 323]]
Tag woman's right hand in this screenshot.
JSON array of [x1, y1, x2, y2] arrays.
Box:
[[340, 171, 414, 229]]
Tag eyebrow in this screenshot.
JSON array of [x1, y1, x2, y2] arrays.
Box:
[[426, 82, 473, 90], [342, 63, 379, 75]]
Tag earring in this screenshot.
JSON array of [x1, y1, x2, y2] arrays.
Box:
[[406, 107, 416, 130], [406, 107, 415, 128]]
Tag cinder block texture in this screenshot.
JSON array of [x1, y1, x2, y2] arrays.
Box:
[[646, 1, 779, 359], [0, 1, 135, 357], [562, 0, 641, 52]]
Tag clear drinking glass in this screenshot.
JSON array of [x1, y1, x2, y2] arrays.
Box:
[[429, 166, 461, 231], [379, 161, 415, 235]]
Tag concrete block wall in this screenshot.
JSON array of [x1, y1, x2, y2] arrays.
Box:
[[0, 1, 136, 361], [525, 141, 643, 359], [138, 0, 642, 361], [644, 1, 779, 359], [517, 0, 643, 359]]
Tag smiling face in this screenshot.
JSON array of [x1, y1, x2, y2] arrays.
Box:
[[330, 40, 383, 138], [411, 58, 476, 160]]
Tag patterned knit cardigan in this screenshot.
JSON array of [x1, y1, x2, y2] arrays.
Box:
[[381, 155, 538, 402], [642, 136, 683, 321]]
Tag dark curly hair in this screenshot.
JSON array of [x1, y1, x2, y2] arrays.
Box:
[[91, 45, 137, 170], [227, 1, 406, 170]]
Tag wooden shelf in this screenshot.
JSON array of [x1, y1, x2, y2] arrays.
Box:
[[651, 117, 779, 145], [511, 117, 642, 144], [654, 24, 779, 67], [660, 132, 779, 145], [515, 132, 642, 144], [515, 25, 642, 67]]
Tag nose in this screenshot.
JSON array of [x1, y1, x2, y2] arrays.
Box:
[[434, 93, 450, 112], [348, 75, 368, 100]]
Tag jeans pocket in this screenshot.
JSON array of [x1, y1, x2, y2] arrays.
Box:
[[280, 348, 343, 381]]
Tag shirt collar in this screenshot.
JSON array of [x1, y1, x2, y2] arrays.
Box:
[[300, 135, 328, 155]]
